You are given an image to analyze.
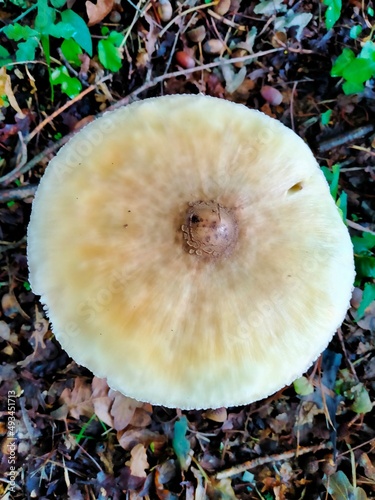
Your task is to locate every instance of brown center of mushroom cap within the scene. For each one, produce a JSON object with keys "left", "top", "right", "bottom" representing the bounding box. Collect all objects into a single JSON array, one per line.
[{"left": 181, "top": 201, "right": 238, "bottom": 258}]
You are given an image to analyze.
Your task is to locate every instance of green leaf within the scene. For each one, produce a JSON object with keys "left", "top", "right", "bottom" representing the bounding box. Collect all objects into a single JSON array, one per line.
[
  {"left": 16, "top": 38, "right": 39, "bottom": 61},
  {"left": 350, "top": 25, "right": 362, "bottom": 39},
  {"left": 355, "top": 255, "right": 375, "bottom": 280},
  {"left": 352, "top": 232, "right": 375, "bottom": 255},
  {"left": 0, "top": 46, "right": 12, "bottom": 65},
  {"left": 98, "top": 38, "right": 122, "bottom": 72},
  {"left": 323, "top": 0, "right": 342, "bottom": 30},
  {"left": 331, "top": 48, "right": 355, "bottom": 77},
  {"left": 172, "top": 416, "right": 191, "bottom": 471},
  {"left": 61, "top": 39, "right": 82, "bottom": 66},
  {"left": 359, "top": 41, "right": 375, "bottom": 71},
  {"left": 351, "top": 383, "right": 372, "bottom": 413},
  {"left": 324, "top": 471, "right": 355, "bottom": 500},
  {"left": 61, "top": 10, "right": 92, "bottom": 55},
  {"left": 51, "top": 66, "right": 82, "bottom": 98},
  {"left": 356, "top": 282, "right": 375, "bottom": 320},
  {"left": 3, "top": 23, "right": 39, "bottom": 41},
  {"left": 343, "top": 80, "right": 365, "bottom": 94},
  {"left": 329, "top": 163, "right": 340, "bottom": 200},
  {"left": 337, "top": 190, "right": 347, "bottom": 221},
  {"left": 293, "top": 376, "right": 314, "bottom": 396},
  {"left": 35, "top": 0, "right": 56, "bottom": 35},
  {"left": 368, "top": 6, "right": 374, "bottom": 16},
  {"left": 49, "top": 21, "right": 75, "bottom": 39},
  {"left": 321, "top": 109, "right": 332, "bottom": 126},
  {"left": 50, "top": 0, "right": 66, "bottom": 7},
  {"left": 342, "top": 58, "right": 374, "bottom": 83}
]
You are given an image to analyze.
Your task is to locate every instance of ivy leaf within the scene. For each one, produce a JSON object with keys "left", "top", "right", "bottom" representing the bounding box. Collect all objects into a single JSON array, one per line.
[
  {"left": 16, "top": 38, "right": 39, "bottom": 61},
  {"left": 331, "top": 48, "right": 355, "bottom": 77},
  {"left": 172, "top": 416, "right": 191, "bottom": 471},
  {"left": 356, "top": 282, "right": 375, "bottom": 320},
  {"left": 61, "top": 10, "right": 93, "bottom": 55},
  {"left": 343, "top": 80, "right": 365, "bottom": 94},
  {"left": 3, "top": 23, "right": 39, "bottom": 41},
  {"left": 323, "top": 0, "right": 342, "bottom": 30},
  {"left": 343, "top": 58, "right": 374, "bottom": 84}
]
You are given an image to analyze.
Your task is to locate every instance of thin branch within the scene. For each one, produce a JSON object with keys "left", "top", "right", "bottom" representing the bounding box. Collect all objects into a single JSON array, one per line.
[
  {"left": 216, "top": 442, "right": 332, "bottom": 480},
  {"left": 26, "top": 75, "right": 113, "bottom": 143},
  {"left": 0, "top": 185, "right": 37, "bottom": 203}
]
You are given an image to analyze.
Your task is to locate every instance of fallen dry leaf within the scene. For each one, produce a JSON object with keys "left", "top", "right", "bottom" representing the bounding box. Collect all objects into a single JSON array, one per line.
[
  {"left": 109, "top": 390, "right": 141, "bottom": 431},
  {"left": 86, "top": 0, "right": 114, "bottom": 26},
  {"left": 92, "top": 376, "right": 114, "bottom": 428},
  {"left": 58, "top": 377, "right": 94, "bottom": 420},
  {"left": 126, "top": 443, "right": 149, "bottom": 478}
]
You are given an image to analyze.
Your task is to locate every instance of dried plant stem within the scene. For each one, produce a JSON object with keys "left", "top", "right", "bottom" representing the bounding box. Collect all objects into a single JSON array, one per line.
[{"left": 216, "top": 442, "right": 332, "bottom": 480}]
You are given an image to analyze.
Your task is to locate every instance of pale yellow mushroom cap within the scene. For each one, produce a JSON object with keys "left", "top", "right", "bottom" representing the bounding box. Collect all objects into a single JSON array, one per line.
[{"left": 27, "top": 95, "right": 355, "bottom": 409}]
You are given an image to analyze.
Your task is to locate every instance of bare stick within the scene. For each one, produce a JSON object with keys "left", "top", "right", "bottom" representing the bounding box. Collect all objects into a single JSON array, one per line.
[{"left": 216, "top": 442, "right": 332, "bottom": 479}]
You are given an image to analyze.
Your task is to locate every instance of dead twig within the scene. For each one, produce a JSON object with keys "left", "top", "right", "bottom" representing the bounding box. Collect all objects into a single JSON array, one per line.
[
  {"left": 0, "top": 185, "right": 37, "bottom": 203},
  {"left": 347, "top": 220, "right": 375, "bottom": 235},
  {"left": 318, "top": 125, "right": 374, "bottom": 153},
  {"left": 26, "top": 74, "right": 113, "bottom": 143},
  {"left": 216, "top": 442, "right": 332, "bottom": 479}
]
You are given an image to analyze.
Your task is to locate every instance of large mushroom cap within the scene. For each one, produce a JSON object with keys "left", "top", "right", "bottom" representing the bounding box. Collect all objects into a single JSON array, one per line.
[{"left": 27, "top": 95, "right": 355, "bottom": 409}]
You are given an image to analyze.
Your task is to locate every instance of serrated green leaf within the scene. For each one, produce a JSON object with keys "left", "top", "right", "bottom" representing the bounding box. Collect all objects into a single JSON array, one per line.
[
  {"left": 342, "top": 58, "right": 373, "bottom": 83},
  {"left": 351, "top": 383, "right": 372, "bottom": 414},
  {"left": 61, "top": 38, "right": 82, "bottom": 66},
  {"left": 293, "top": 376, "right": 314, "bottom": 396},
  {"left": 61, "top": 10, "right": 92, "bottom": 55},
  {"left": 3, "top": 23, "right": 39, "bottom": 41},
  {"left": 98, "top": 38, "right": 122, "bottom": 71},
  {"left": 331, "top": 48, "right": 355, "bottom": 77},
  {"left": 16, "top": 38, "right": 39, "bottom": 61},
  {"left": 356, "top": 282, "right": 375, "bottom": 320},
  {"left": 0, "top": 46, "right": 12, "bottom": 65},
  {"left": 172, "top": 416, "right": 191, "bottom": 471},
  {"left": 35, "top": 0, "right": 56, "bottom": 35},
  {"left": 323, "top": 0, "right": 342, "bottom": 30},
  {"left": 49, "top": 21, "right": 75, "bottom": 39}
]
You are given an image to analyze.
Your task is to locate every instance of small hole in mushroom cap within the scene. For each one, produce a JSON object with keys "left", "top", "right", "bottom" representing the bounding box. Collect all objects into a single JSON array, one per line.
[{"left": 287, "top": 182, "right": 304, "bottom": 194}]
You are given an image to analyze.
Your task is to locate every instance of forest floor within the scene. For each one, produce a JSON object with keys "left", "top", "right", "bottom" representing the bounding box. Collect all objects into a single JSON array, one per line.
[{"left": 0, "top": 0, "right": 375, "bottom": 498}]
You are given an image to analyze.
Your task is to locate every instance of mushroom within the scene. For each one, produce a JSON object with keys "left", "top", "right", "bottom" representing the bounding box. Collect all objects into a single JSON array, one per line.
[{"left": 27, "top": 95, "right": 355, "bottom": 409}]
